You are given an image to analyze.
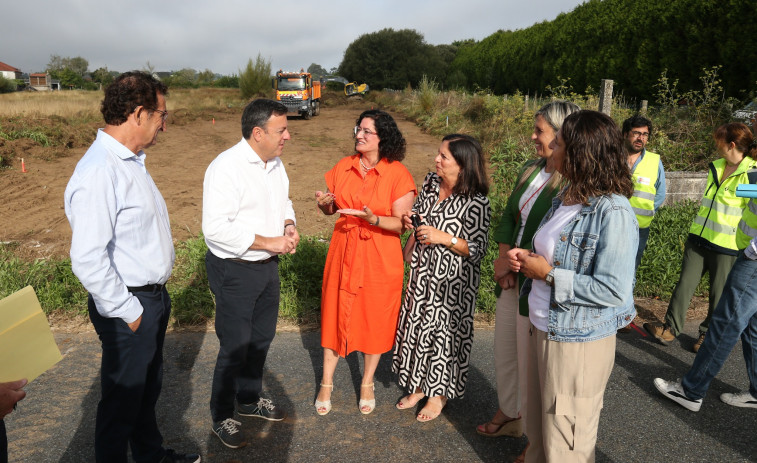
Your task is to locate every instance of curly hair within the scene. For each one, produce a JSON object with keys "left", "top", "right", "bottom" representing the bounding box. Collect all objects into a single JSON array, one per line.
[
  {"left": 355, "top": 109, "right": 406, "bottom": 161},
  {"left": 559, "top": 110, "right": 633, "bottom": 204},
  {"left": 442, "top": 133, "right": 489, "bottom": 197},
  {"left": 100, "top": 71, "right": 168, "bottom": 126}
]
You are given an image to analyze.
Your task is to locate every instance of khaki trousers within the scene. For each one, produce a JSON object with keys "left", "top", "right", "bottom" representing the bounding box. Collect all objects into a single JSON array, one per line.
[
  {"left": 494, "top": 288, "right": 530, "bottom": 426},
  {"left": 525, "top": 327, "right": 616, "bottom": 463}
]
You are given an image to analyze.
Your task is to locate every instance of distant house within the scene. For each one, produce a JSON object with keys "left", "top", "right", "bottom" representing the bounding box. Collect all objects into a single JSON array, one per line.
[
  {"left": 28, "top": 73, "right": 60, "bottom": 91},
  {"left": 0, "top": 61, "right": 22, "bottom": 80}
]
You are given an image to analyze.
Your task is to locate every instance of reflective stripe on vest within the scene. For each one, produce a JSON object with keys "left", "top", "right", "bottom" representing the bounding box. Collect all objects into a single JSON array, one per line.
[
  {"left": 737, "top": 199, "right": 757, "bottom": 249},
  {"left": 629, "top": 151, "right": 660, "bottom": 228},
  {"left": 689, "top": 157, "right": 757, "bottom": 251}
]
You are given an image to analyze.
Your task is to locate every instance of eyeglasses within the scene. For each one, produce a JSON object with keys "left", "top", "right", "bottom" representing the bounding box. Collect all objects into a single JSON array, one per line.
[
  {"left": 630, "top": 130, "right": 649, "bottom": 139},
  {"left": 150, "top": 108, "right": 169, "bottom": 123},
  {"left": 354, "top": 126, "right": 377, "bottom": 137}
]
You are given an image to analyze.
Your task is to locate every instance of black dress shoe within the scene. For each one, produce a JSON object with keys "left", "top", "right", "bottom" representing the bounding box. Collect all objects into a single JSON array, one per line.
[{"left": 160, "top": 449, "right": 201, "bottom": 463}]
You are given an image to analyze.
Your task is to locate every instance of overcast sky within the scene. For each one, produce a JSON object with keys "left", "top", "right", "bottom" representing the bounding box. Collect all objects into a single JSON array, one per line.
[{"left": 2, "top": 0, "right": 585, "bottom": 76}]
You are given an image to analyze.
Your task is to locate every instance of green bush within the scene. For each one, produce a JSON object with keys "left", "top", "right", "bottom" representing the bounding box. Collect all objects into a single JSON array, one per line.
[
  {"left": 635, "top": 201, "right": 706, "bottom": 299},
  {"left": 0, "top": 75, "right": 17, "bottom": 93},
  {"left": 239, "top": 54, "right": 272, "bottom": 100}
]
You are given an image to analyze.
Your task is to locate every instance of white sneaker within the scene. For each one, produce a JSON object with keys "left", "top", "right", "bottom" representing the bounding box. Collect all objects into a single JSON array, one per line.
[
  {"left": 720, "top": 391, "right": 757, "bottom": 409},
  {"left": 653, "top": 378, "right": 702, "bottom": 412}
]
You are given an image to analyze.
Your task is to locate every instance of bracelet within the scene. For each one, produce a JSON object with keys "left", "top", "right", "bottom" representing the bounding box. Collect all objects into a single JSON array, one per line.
[
  {"left": 284, "top": 223, "right": 295, "bottom": 229},
  {"left": 371, "top": 216, "right": 380, "bottom": 226}
]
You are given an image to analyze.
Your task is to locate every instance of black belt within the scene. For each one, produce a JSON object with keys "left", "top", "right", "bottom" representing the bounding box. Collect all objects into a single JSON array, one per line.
[
  {"left": 127, "top": 284, "right": 165, "bottom": 293},
  {"left": 228, "top": 256, "right": 279, "bottom": 265}
]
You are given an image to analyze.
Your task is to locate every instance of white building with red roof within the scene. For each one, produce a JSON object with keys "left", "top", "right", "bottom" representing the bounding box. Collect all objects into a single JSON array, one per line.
[{"left": 0, "top": 61, "right": 22, "bottom": 80}]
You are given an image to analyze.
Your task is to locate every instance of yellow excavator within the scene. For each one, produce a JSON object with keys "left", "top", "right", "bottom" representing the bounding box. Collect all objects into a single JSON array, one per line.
[{"left": 344, "top": 82, "right": 369, "bottom": 96}]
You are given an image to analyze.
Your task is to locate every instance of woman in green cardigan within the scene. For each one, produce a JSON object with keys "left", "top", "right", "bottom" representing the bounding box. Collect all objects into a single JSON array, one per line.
[{"left": 477, "top": 101, "right": 579, "bottom": 455}]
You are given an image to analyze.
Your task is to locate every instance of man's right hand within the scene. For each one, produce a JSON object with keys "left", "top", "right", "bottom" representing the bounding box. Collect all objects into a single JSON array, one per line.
[
  {"left": 269, "top": 235, "right": 297, "bottom": 254},
  {"left": 0, "top": 379, "right": 27, "bottom": 418},
  {"left": 127, "top": 316, "right": 142, "bottom": 333}
]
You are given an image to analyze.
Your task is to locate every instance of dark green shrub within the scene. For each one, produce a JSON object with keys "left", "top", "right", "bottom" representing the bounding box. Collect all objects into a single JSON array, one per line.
[{"left": 635, "top": 201, "right": 706, "bottom": 299}]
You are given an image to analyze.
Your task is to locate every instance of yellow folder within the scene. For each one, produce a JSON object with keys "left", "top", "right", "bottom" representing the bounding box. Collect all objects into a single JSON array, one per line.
[{"left": 0, "top": 286, "right": 63, "bottom": 382}]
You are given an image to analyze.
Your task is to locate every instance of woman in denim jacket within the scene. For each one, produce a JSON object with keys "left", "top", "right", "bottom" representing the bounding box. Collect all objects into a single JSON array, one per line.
[{"left": 508, "top": 110, "right": 638, "bottom": 462}]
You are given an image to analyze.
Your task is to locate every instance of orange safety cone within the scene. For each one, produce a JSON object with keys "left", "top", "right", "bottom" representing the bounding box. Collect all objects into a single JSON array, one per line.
[{"left": 21, "top": 158, "right": 27, "bottom": 173}]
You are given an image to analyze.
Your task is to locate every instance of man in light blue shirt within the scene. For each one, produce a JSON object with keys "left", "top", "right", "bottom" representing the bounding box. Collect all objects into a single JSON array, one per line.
[{"left": 64, "top": 71, "right": 199, "bottom": 463}]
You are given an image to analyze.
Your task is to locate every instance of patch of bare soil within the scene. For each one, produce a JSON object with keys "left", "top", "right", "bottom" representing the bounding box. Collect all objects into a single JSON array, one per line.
[{"left": 0, "top": 99, "right": 438, "bottom": 259}]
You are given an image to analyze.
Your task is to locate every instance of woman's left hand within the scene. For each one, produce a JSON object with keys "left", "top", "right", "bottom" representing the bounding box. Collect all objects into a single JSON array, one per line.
[
  {"left": 337, "top": 205, "right": 376, "bottom": 222},
  {"left": 415, "top": 224, "right": 446, "bottom": 246},
  {"left": 510, "top": 249, "right": 552, "bottom": 281}
]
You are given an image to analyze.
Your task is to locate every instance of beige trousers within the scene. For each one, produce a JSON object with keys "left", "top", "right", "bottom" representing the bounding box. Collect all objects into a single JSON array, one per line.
[
  {"left": 525, "top": 327, "right": 616, "bottom": 463},
  {"left": 494, "top": 288, "right": 530, "bottom": 427}
]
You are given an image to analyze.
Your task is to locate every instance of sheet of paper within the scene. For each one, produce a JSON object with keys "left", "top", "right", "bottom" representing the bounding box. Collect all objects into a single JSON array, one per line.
[{"left": 0, "top": 286, "right": 63, "bottom": 382}]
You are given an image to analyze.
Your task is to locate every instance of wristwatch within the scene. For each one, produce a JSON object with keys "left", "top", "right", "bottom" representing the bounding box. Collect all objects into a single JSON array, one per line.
[
  {"left": 545, "top": 268, "right": 555, "bottom": 287},
  {"left": 448, "top": 236, "right": 458, "bottom": 249}
]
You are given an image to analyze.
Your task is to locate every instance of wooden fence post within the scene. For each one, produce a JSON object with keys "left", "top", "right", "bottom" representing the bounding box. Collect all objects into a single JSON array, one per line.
[{"left": 598, "top": 79, "right": 613, "bottom": 115}]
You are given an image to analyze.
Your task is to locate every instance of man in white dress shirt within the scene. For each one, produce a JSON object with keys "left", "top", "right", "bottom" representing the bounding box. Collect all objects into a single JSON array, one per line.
[
  {"left": 64, "top": 71, "right": 199, "bottom": 463},
  {"left": 203, "top": 99, "right": 299, "bottom": 449}
]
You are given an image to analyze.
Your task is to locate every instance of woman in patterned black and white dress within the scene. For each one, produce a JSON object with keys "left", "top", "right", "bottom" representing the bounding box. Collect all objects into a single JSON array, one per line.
[{"left": 393, "top": 134, "right": 491, "bottom": 422}]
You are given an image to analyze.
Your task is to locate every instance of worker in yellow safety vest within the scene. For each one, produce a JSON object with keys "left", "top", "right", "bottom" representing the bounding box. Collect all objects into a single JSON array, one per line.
[
  {"left": 623, "top": 115, "right": 666, "bottom": 271},
  {"left": 645, "top": 122, "right": 757, "bottom": 353}
]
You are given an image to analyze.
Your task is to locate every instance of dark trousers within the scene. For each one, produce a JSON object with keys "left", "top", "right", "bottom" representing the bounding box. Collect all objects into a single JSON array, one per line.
[
  {"left": 635, "top": 226, "right": 651, "bottom": 271},
  {"left": 89, "top": 288, "right": 171, "bottom": 463},
  {"left": 1, "top": 420, "right": 7, "bottom": 463},
  {"left": 207, "top": 251, "right": 280, "bottom": 423}
]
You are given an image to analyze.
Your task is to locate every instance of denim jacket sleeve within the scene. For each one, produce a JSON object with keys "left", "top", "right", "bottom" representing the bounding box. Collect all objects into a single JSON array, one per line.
[{"left": 552, "top": 196, "right": 638, "bottom": 309}]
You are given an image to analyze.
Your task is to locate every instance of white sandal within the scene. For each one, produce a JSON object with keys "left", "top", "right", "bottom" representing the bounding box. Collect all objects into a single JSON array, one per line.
[
  {"left": 359, "top": 383, "right": 375, "bottom": 415},
  {"left": 314, "top": 383, "right": 333, "bottom": 416}
]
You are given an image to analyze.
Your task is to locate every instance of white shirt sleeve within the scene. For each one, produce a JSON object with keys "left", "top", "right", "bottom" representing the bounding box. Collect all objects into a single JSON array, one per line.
[
  {"left": 202, "top": 160, "right": 256, "bottom": 255},
  {"left": 65, "top": 164, "right": 144, "bottom": 323}
]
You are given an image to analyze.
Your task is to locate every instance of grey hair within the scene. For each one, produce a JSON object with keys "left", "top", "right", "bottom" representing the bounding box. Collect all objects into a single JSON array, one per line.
[
  {"left": 535, "top": 100, "right": 581, "bottom": 132},
  {"left": 512, "top": 100, "right": 581, "bottom": 195}
]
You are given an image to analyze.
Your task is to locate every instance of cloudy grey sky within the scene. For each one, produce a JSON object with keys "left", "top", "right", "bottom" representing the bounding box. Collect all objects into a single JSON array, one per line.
[{"left": 2, "top": 0, "right": 585, "bottom": 75}]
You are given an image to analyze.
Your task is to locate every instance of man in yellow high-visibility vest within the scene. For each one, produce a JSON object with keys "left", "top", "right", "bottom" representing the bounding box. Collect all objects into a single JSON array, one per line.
[
  {"left": 619, "top": 116, "right": 666, "bottom": 334},
  {"left": 623, "top": 115, "right": 666, "bottom": 270}
]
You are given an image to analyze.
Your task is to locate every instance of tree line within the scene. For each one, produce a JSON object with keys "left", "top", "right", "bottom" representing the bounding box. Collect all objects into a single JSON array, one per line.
[
  {"left": 337, "top": 0, "right": 756, "bottom": 102},
  {"left": 447, "top": 0, "right": 756, "bottom": 100}
]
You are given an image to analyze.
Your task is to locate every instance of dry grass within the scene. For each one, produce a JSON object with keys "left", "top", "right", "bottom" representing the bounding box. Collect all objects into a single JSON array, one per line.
[
  {"left": 0, "top": 90, "right": 101, "bottom": 118},
  {"left": 0, "top": 88, "right": 248, "bottom": 118}
]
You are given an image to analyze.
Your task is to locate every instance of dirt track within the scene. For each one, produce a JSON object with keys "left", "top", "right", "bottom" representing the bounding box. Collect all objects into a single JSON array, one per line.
[{"left": 0, "top": 100, "right": 439, "bottom": 260}]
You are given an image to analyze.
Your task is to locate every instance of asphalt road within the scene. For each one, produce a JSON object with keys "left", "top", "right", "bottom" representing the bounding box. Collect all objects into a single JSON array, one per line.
[{"left": 5, "top": 321, "right": 755, "bottom": 463}]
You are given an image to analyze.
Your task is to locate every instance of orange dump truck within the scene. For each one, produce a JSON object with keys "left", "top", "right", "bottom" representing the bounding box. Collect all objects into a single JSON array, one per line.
[{"left": 272, "top": 69, "right": 322, "bottom": 119}]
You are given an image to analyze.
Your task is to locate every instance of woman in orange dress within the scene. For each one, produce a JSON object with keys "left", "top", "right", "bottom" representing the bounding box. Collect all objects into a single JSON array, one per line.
[{"left": 314, "top": 109, "right": 417, "bottom": 415}]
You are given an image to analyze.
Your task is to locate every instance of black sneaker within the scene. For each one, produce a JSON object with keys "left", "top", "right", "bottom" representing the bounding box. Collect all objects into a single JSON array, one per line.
[
  {"left": 238, "top": 397, "right": 286, "bottom": 421},
  {"left": 212, "top": 418, "right": 247, "bottom": 449},
  {"left": 160, "top": 449, "right": 201, "bottom": 463},
  {"left": 653, "top": 378, "right": 702, "bottom": 412}
]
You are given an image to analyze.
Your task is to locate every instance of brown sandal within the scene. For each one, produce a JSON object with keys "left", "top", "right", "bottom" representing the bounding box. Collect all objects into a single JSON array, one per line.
[{"left": 476, "top": 416, "right": 523, "bottom": 437}]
